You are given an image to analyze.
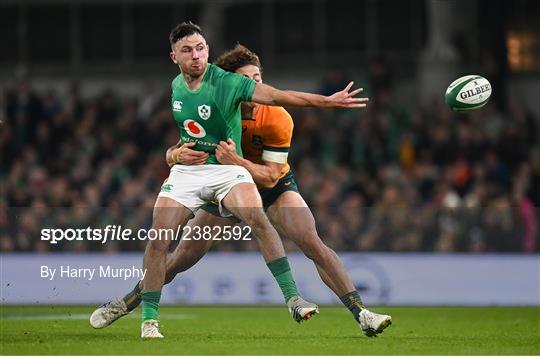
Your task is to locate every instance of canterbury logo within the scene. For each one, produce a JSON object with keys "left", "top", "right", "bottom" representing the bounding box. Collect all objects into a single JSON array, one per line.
[{"left": 173, "top": 100, "right": 183, "bottom": 112}]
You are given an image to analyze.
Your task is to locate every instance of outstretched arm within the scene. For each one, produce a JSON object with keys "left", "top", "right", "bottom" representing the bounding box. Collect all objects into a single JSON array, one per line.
[{"left": 251, "top": 81, "right": 368, "bottom": 109}]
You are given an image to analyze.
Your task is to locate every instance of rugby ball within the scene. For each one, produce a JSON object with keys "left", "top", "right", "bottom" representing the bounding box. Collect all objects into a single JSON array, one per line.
[{"left": 445, "top": 75, "right": 492, "bottom": 111}]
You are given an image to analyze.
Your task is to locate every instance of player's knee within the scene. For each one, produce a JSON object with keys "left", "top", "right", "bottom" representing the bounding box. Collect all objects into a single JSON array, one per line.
[
  {"left": 166, "top": 253, "right": 183, "bottom": 275},
  {"left": 299, "top": 235, "right": 328, "bottom": 262},
  {"left": 242, "top": 208, "right": 270, "bottom": 232},
  {"left": 171, "top": 246, "right": 198, "bottom": 273},
  {"left": 146, "top": 237, "right": 169, "bottom": 253}
]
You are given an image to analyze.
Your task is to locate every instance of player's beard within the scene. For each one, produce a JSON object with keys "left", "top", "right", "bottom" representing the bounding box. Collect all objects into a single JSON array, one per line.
[{"left": 181, "top": 61, "right": 206, "bottom": 82}]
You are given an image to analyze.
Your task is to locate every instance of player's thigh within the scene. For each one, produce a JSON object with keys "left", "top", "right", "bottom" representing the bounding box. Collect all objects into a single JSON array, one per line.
[
  {"left": 266, "top": 191, "right": 319, "bottom": 244},
  {"left": 158, "top": 166, "right": 207, "bottom": 217},
  {"left": 209, "top": 165, "right": 258, "bottom": 217},
  {"left": 149, "top": 196, "right": 193, "bottom": 251},
  {"left": 153, "top": 196, "right": 193, "bottom": 230},
  {"left": 221, "top": 182, "right": 265, "bottom": 223}
]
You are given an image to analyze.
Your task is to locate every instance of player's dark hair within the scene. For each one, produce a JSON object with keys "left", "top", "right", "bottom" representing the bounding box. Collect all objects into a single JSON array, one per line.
[
  {"left": 214, "top": 44, "right": 262, "bottom": 73},
  {"left": 169, "top": 21, "right": 205, "bottom": 46}
]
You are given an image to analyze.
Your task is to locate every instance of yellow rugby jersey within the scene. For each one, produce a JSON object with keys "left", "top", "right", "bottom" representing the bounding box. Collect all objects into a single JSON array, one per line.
[{"left": 241, "top": 105, "right": 293, "bottom": 180}]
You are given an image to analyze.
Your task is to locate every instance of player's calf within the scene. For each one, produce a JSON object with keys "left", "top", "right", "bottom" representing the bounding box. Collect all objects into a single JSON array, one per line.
[{"left": 296, "top": 234, "right": 329, "bottom": 263}]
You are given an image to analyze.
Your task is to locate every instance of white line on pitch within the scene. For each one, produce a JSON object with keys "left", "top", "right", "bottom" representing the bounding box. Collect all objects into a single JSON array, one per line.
[{"left": 1, "top": 313, "right": 194, "bottom": 320}]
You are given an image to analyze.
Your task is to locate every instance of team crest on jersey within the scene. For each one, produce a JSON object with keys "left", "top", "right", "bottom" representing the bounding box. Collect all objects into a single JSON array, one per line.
[
  {"left": 183, "top": 120, "right": 206, "bottom": 138},
  {"left": 173, "top": 100, "right": 183, "bottom": 112},
  {"left": 198, "top": 104, "right": 211, "bottom": 120}
]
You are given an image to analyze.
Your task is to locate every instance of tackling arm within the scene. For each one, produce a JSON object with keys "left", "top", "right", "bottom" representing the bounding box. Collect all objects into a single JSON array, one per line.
[
  {"left": 215, "top": 139, "right": 284, "bottom": 189},
  {"left": 225, "top": 155, "right": 283, "bottom": 189}
]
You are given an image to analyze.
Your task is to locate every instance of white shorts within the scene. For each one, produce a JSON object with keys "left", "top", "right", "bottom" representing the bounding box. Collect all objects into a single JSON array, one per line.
[{"left": 157, "top": 164, "right": 254, "bottom": 217}]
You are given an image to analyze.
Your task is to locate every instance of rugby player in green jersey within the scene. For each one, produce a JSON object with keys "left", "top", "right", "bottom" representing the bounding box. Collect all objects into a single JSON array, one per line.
[
  {"left": 90, "top": 21, "right": 368, "bottom": 339},
  {"left": 92, "top": 44, "right": 391, "bottom": 338}
]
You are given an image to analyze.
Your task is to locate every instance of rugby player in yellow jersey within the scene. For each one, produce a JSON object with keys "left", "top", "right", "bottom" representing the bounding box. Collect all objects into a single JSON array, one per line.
[{"left": 93, "top": 44, "right": 392, "bottom": 337}]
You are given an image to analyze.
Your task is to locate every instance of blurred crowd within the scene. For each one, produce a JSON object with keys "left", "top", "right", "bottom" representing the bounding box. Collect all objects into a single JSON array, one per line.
[{"left": 1, "top": 71, "right": 538, "bottom": 253}]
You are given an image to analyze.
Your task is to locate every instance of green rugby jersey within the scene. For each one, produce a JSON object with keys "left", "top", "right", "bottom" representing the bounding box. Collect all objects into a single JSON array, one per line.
[{"left": 171, "top": 63, "right": 257, "bottom": 164}]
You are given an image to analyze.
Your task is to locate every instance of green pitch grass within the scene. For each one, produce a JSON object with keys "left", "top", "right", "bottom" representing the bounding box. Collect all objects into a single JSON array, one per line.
[{"left": 1, "top": 306, "right": 539, "bottom": 355}]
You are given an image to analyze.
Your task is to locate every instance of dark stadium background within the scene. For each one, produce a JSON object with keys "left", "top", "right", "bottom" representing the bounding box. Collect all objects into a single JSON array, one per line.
[
  {"left": 2, "top": 0, "right": 539, "bottom": 253},
  {"left": 0, "top": 0, "right": 539, "bottom": 307}
]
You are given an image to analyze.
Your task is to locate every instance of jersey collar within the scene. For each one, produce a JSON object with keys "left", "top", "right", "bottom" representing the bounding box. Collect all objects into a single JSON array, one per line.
[{"left": 181, "top": 64, "right": 210, "bottom": 94}]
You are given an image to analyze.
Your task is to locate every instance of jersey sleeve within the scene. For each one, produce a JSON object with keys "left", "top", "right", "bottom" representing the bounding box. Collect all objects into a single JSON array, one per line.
[
  {"left": 215, "top": 70, "right": 256, "bottom": 120},
  {"left": 262, "top": 107, "right": 294, "bottom": 164}
]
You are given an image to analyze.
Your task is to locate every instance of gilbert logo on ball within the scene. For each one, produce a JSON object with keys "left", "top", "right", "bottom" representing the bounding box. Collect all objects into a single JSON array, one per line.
[
  {"left": 445, "top": 75, "right": 492, "bottom": 111},
  {"left": 183, "top": 120, "right": 206, "bottom": 138}
]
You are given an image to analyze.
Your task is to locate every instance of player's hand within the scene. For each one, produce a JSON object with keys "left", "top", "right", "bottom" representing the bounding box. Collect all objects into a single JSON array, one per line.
[
  {"left": 324, "top": 81, "right": 369, "bottom": 109},
  {"left": 215, "top": 139, "right": 240, "bottom": 165},
  {"left": 170, "top": 142, "right": 209, "bottom": 165}
]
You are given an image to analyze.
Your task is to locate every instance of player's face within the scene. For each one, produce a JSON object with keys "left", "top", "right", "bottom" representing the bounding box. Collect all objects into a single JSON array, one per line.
[
  {"left": 170, "top": 33, "right": 209, "bottom": 78},
  {"left": 236, "top": 65, "right": 262, "bottom": 83},
  {"left": 236, "top": 65, "right": 261, "bottom": 109}
]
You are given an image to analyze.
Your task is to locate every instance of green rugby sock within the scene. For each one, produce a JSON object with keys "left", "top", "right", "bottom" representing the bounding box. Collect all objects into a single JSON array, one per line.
[
  {"left": 123, "top": 281, "right": 142, "bottom": 311},
  {"left": 267, "top": 257, "right": 299, "bottom": 303},
  {"left": 141, "top": 290, "right": 161, "bottom": 321},
  {"left": 340, "top": 290, "right": 364, "bottom": 322}
]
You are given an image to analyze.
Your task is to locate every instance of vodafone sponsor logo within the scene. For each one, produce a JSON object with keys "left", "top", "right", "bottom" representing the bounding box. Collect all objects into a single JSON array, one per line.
[{"left": 183, "top": 120, "right": 206, "bottom": 138}]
